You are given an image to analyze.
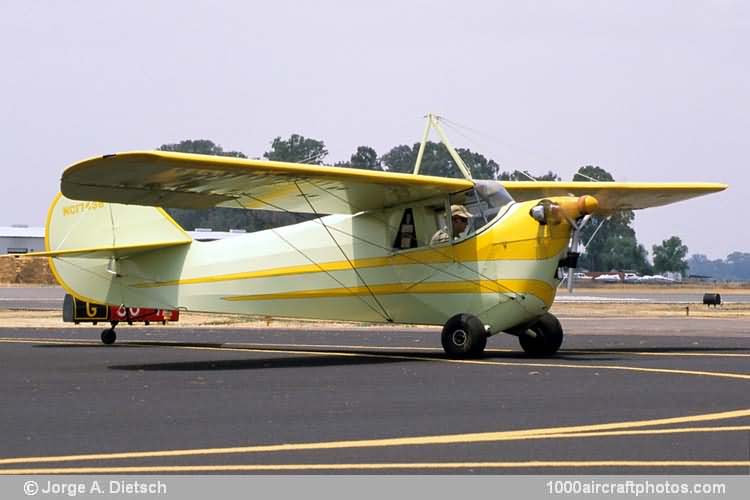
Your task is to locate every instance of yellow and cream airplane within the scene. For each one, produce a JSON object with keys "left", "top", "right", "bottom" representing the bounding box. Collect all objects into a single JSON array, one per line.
[{"left": 33, "top": 117, "right": 726, "bottom": 357}]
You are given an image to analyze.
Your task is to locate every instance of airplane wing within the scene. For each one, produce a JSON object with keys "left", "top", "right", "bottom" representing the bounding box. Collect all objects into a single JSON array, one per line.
[
  {"left": 501, "top": 181, "right": 727, "bottom": 214},
  {"left": 61, "top": 151, "right": 474, "bottom": 214}
]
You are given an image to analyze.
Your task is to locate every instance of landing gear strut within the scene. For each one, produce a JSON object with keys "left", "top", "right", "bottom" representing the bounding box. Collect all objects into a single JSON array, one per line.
[
  {"left": 441, "top": 313, "right": 487, "bottom": 358},
  {"left": 100, "top": 321, "right": 119, "bottom": 345},
  {"left": 518, "top": 313, "right": 563, "bottom": 356}
]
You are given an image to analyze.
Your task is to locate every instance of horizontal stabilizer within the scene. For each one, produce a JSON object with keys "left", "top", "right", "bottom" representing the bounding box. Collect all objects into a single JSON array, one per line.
[{"left": 27, "top": 240, "right": 190, "bottom": 259}]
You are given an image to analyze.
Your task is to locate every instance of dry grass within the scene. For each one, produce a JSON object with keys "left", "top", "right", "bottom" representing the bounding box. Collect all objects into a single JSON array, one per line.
[{"left": 0, "top": 256, "right": 56, "bottom": 285}]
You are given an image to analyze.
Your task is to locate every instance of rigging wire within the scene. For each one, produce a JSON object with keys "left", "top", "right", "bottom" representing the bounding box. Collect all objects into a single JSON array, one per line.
[
  {"left": 302, "top": 178, "right": 528, "bottom": 298},
  {"left": 440, "top": 118, "right": 571, "bottom": 180},
  {"left": 572, "top": 171, "right": 604, "bottom": 182},
  {"left": 236, "top": 184, "right": 537, "bottom": 317},
  {"left": 298, "top": 151, "right": 327, "bottom": 164},
  {"left": 49, "top": 256, "right": 181, "bottom": 311},
  {"left": 231, "top": 198, "right": 391, "bottom": 322},
  {"left": 292, "top": 181, "right": 394, "bottom": 322}
]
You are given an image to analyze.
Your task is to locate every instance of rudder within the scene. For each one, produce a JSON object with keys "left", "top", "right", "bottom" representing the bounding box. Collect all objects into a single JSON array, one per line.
[{"left": 43, "top": 193, "right": 191, "bottom": 305}]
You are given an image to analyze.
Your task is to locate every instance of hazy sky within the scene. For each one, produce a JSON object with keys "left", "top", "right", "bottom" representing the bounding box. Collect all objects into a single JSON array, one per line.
[{"left": 1, "top": 1, "right": 747, "bottom": 259}]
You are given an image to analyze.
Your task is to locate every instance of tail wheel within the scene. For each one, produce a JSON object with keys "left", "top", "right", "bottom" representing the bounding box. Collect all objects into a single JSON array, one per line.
[
  {"left": 519, "top": 313, "right": 563, "bottom": 356},
  {"left": 441, "top": 313, "right": 487, "bottom": 358},
  {"left": 101, "top": 328, "right": 117, "bottom": 345}
]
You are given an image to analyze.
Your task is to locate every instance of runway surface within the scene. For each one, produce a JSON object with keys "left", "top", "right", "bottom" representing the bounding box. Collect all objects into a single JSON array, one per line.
[
  {"left": 2, "top": 286, "right": 750, "bottom": 310},
  {"left": 0, "top": 287, "right": 65, "bottom": 310},
  {"left": 0, "top": 318, "right": 749, "bottom": 474},
  {"left": 557, "top": 290, "right": 750, "bottom": 303}
]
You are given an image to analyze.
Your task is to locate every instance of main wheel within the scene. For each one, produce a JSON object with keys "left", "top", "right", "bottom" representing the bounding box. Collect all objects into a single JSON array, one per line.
[
  {"left": 101, "top": 328, "right": 117, "bottom": 345},
  {"left": 518, "top": 313, "right": 563, "bottom": 356},
  {"left": 441, "top": 313, "right": 487, "bottom": 358}
]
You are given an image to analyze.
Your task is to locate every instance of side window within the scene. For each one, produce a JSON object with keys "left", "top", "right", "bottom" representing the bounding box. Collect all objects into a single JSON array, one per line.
[
  {"left": 392, "top": 208, "right": 418, "bottom": 250},
  {"left": 390, "top": 201, "right": 447, "bottom": 250}
]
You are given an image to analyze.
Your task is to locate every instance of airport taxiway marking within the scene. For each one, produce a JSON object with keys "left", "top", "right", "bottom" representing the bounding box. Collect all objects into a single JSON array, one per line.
[
  {"left": 2, "top": 460, "right": 750, "bottom": 474},
  {"left": 2, "top": 336, "right": 750, "bottom": 381},
  {"left": 3, "top": 337, "right": 750, "bottom": 358},
  {"left": 1, "top": 418, "right": 749, "bottom": 467},
  {"left": 1, "top": 336, "right": 748, "bottom": 473}
]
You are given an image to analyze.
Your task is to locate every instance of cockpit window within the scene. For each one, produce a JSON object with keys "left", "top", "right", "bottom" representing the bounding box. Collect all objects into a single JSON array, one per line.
[
  {"left": 390, "top": 181, "right": 514, "bottom": 251},
  {"left": 449, "top": 180, "right": 514, "bottom": 234}
]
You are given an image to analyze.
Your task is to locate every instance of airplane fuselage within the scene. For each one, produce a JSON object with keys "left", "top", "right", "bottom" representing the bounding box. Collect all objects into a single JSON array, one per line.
[{"left": 48, "top": 194, "right": 573, "bottom": 334}]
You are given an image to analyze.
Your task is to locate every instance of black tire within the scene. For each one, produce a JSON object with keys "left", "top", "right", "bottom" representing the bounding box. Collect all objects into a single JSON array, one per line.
[
  {"left": 101, "top": 328, "right": 117, "bottom": 345},
  {"left": 441, "top": 313, "right": 487, "bottom": 358},
  {"left": 518, "top": 313, "right": 563, "bottom": 356}
]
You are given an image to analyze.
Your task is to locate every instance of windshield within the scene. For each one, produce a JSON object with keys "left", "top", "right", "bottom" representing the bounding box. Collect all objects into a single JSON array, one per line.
[{"left": 450, "top": 180, "right": 514, "bottom": 233}]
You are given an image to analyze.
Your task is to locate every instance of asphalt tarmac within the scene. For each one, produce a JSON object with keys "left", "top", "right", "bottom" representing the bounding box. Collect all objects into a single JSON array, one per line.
[
  {"left": 2, "top": 285, "right": 750, "bottom": 310},
  {"left": 0, "top": 287, "right": 64, "bottom": 310},
  {"left": 0, "top": 318, "right": 749, "bottom": 474}
]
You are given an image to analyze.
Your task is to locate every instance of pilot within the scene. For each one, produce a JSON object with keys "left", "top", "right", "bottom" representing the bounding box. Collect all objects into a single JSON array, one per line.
[{"left": 430, "top": 204, "right": 472, "bottom": 245}]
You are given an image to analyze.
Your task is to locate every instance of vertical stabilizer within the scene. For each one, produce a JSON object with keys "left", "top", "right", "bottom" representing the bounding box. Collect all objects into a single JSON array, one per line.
[{"left": 43, "top": 193, "right": 191, "bottom": 305}]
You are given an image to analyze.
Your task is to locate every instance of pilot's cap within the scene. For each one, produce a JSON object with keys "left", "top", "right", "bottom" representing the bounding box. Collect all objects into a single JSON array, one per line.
[{"left": 451, "top": 205, "right": 471, "bottom": 219}]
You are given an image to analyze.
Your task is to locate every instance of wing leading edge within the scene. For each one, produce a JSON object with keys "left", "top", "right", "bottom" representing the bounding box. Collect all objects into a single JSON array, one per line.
[
  {"left": 501, "top": 181, "right": 727, "bottom": 214},
  {"left": 61, "top": 151, "right": 726, "bottom": 215},
  {"left": 61, "top": 151, "right": 474, "bottom": 215}
]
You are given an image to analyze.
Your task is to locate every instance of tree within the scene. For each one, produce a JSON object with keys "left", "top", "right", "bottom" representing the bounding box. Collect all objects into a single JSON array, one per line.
[
  {"left": 573, "top": 165, "right": 638, "bottom": 271},
  {"left": 348, "top": 146, "right": 381, "bottom": 170},
  {"left": 688, "top": 253, "right": 725, "bottom": 279},
  {"left": 652, "top": 236, "right": 689, "bottom": 276},
  {"left": 499, "top": 170, "right": 560, "bottom": 181},
  {"left": 689, "top": 252, "right": 750, "bottom": 281},
  {"left": 159, "top": 139, "right": 246, "bottom": 158},
  {"left": 264, "top": 134, "right": 328, "bottom": 164},
  {"left": 455, "top": 148, "right": 501, "bottom": 179},
  {"left": 598, "top": 235, "right": 652, "bottom": 274},
  {"left": 380, "top": 144, "right": 415, "bottom": 173},
  {"left": 380, "top": 141, "right": 500, "bottom": 179}
]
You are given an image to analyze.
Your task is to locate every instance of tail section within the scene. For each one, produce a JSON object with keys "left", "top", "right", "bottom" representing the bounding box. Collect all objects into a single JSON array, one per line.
[
  {"left": 39, "top": 193, "right": 191, "bottom": 305},
  {"left": 44, "top": 193, "right": 191, "bottom": 257}
]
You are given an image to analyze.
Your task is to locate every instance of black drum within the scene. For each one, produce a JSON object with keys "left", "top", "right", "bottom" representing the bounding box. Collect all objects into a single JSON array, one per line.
[{"left": 702, "top": 293, "right": 721, "bottom": 306}]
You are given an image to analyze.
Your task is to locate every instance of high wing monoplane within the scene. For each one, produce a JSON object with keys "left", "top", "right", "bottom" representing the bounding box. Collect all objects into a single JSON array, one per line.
[{"left": 32, "top": 116, "right": 726, "bottom": 356}]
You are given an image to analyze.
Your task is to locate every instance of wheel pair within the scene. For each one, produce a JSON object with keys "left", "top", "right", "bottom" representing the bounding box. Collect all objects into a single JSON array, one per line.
[
  {"left": 518, "top": 313, "right": 563, "bottom": 356},
  {"left": 441, "top": 313, "right": 487, "bottom": 358}
]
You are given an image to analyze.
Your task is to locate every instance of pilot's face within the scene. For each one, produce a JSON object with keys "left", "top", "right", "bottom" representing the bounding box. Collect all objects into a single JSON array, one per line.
[{"left": 452, "top": 215, "right": 468, "bottom": 234}]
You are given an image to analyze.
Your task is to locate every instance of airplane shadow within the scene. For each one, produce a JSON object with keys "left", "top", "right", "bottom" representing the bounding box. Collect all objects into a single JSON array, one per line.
[
  {"left": 33, "top": 342, "right": 226, "bottom": 350},
  {"left": 110, "top": 355, "right": 412, "bottom": 371},
  {"left": 30, "top": 341, "right": 749, "bottom": 370}
]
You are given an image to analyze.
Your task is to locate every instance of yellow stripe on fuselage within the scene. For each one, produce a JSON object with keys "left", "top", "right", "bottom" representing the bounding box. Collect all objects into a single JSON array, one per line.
[
  {"left": 222, "top": 279, "right": 555, "bottom": 305},
  {"left": 131, "top": 203, "right": 571, "bottom": 290}
]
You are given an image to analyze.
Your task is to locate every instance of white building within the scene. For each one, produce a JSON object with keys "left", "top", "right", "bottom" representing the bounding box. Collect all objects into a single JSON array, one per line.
[
  {"left": 1, "top": 226, "right": 245, "bottom": 254},
  {"left": 0, "top": 225, "right": 45, "bottom": 254}
]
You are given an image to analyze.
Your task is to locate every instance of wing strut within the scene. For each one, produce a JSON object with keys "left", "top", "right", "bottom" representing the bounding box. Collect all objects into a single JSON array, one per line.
[{"left": 413, "top": 113, "right": 473, "bottom": 181}]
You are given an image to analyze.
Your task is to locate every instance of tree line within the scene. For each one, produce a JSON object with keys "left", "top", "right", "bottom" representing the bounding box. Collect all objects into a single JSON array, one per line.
[
  {"left": 688, "top": 252, "right": 750, "bottom": 281},
  {"left": 160, "top": 137, "right": 692, "bottom": 277}
]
